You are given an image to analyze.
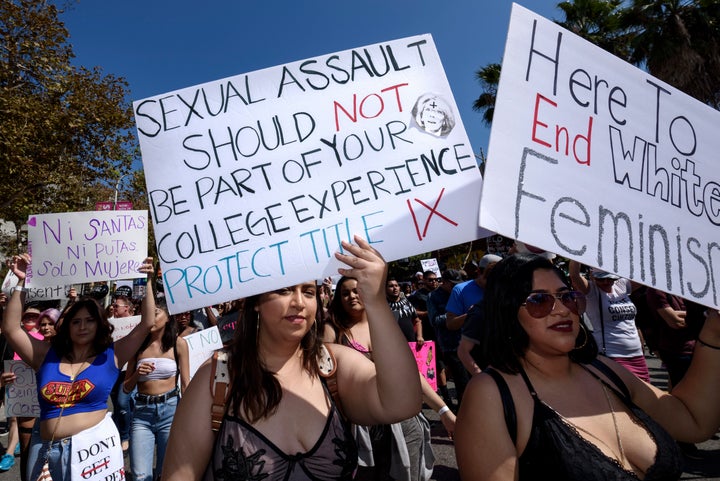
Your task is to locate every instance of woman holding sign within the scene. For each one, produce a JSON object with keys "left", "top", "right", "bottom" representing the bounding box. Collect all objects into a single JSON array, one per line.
[
  {"left": 455, "top": 254, "right": 720, "bottom": 480},
  {"left": 325, "top": 275, "right": 455, "bottom": 481},
  {"left": 2, "top": 253, "right": 157, "bottom": 481},
  {"left": 123, "top": 299, "right": 189, "bottom": 481},
  {"left": 162, "top": 236, "right": 422, "bottom": 481}
]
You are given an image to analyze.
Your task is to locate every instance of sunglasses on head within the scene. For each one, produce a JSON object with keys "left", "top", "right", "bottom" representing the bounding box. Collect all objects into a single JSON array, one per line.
[{"left": 521, "top": 291, "right": 586, "bottom": 318}]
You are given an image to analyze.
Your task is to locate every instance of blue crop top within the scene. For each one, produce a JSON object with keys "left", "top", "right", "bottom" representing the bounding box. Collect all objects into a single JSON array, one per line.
[{"left": 36, "top": 345, "right": 120, "bottom": 420}]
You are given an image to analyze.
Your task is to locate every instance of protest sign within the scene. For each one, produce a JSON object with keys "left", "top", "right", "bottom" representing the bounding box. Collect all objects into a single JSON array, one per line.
[
  {"left": 71, "top": 414, "right": 124, "bottom": 481},
  {"left": 2, "top": 270, "right": 72, "bottom": 301},
  {"left": 184, "top": 326, "right": 223, "bottom": 378},
  {"left": 4, "top": 360, "right": 40, "bottom": 418},
  {"left": 135, "top": 34, "right": 487, "bottom": 313},
  {"left": 410, "top": 341, "right": 437, "bottom": 391},
  {"left": 25, "top": 210, "right": 149, "bottom": 289},
  {"left": 109, "top": 315, "right": 142, "bottom": 342},
  {"left": 420, "top": 258, "right": 440, "bottom": 277},
  {"left": 480, "top": 4, "right": 720, "bottom": 308}
]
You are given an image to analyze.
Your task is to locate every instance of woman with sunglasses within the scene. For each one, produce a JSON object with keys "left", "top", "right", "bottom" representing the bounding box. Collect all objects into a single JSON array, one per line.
[
  {"left": 455, "top": 253, "right": 720, "bottom": 480},
  {"left": 568, "top": 260, "right": 650, "bottom": 382}
]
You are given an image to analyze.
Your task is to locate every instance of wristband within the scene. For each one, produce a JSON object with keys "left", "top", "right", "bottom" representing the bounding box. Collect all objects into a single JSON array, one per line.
[
  {"left": 438, "top": 405, "right": 450, "bottom": 416},
  {"left": 12, "top": 286, "right": 26, "bottom": 293}
]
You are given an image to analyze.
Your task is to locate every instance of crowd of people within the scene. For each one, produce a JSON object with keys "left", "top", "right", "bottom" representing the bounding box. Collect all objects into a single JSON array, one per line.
[{"left": 0, "top": 236, "right": 718, "bottom": 481}]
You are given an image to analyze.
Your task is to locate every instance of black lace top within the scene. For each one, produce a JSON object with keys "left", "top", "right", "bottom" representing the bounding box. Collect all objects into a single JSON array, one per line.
[
  {"left": 517, "top": 365, "right": 683, "bottom": 480},
  {"left": 203, "top": 380, "right": 358, "bottom": 481}
]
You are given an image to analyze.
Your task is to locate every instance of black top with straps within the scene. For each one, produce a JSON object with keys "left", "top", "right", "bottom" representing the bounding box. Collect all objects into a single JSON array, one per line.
[{"left": 485, "top": 360, "right": 683, "bottom": 480}]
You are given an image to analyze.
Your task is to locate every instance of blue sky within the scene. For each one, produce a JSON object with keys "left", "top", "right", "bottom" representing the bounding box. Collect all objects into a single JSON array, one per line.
[{"left": 59, "top": 0, "right": 561, "bottom": 161}]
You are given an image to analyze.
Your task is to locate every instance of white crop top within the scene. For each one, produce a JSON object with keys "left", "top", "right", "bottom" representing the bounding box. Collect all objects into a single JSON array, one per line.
[{"left": 137, "top": 357, "right": 177, "bottom": 382}]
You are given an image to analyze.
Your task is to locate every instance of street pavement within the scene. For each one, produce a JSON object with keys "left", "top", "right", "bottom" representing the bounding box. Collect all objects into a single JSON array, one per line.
[{"left": 0, "top": 354, "right": 717, "bottom": 480}]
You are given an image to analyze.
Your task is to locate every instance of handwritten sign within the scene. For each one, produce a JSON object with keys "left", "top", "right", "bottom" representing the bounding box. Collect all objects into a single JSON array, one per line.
[
  {"left": 71, "top": 414, "right": 124, "bottom": 481},
  {"left": 410, "top": 341, "right": 437, "bottom": 391},
  {"left": 135, "top": 34, "right": 488, "bottom": 314},
  {"left": 108, "top": 315, "right": 142, "bottom": 342},
  {"left": 480, "top": 4, "right": 720, "bottom": 309},
  {"left": 184, "top": 326, "right": 223, "bottom": 377},
  {"left": 420, "top": 258, "right": 440, "bottom": 277},
  {"left": 2, "top": 270, "right": 72, "bottom": 301},
  {"left": 4, "top": 360, "right": 40, "bottom": 418},
  {"left": 25, "top": 210, "right": 149, "bottom": 289}
]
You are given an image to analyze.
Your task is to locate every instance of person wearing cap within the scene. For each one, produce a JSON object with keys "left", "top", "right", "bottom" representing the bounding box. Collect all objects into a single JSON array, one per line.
[
  {"left": 569, "top": 260, "right": 650, "bottom": 382},
  {"left": 428, "top": 269, "right": 470, "bottom": 407},
  {"left": 445, "top": 254, "right": 502, "bottom": 332}
]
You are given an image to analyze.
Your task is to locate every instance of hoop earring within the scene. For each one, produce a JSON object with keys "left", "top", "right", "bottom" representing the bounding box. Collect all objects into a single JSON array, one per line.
[{"left": 573, "top": 322, "right": 589, "bottom": 350}]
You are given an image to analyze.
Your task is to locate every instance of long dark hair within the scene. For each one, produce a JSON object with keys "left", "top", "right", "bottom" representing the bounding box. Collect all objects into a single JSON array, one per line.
[
  {"left": 51, "top": 297, "right": 114, "bottom": 360},
  {"left": 327, "top": 276, "right": 359, "bottom": 343},
  {"left": 481, "top": 254, "right": 597, "bottom": 374},
  {"left": 137, "top": 305, "right": 177, "bottom": 354},
  {"left": 227, "top": 287, "right": 324, "bottom": 423}
]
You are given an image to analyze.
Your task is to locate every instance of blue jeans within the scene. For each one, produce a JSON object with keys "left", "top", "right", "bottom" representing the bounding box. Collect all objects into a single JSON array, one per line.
[
  {"left": 111, "top": 373, "right": 134, "bottom": 443},
  {"left": 28, "top": 424, "right": 72, "bottom": 481},
  {"left": 130, "top": 393, "right": 178, "bottom": 481}
]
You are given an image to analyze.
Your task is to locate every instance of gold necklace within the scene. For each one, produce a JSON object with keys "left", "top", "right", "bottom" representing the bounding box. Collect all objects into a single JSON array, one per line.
[{"left": 554, "top": 382, "right": 627, "bottom": 467}]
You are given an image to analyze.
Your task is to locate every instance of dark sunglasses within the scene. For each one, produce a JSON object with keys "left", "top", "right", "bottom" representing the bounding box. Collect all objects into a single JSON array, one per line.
[{"left": 521, "top": 291, "right": 586, "bottom": 318}]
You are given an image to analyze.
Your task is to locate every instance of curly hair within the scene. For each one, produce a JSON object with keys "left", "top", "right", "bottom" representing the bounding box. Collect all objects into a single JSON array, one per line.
[
  {"left": 481, "top": 254, "right": 597, "bottom": 374},
  {"left": 227, "top": 287, "right": 324, "bottom": 424},
  {"left": 51, "top": 297, "right": 114, "bottom": 360}
]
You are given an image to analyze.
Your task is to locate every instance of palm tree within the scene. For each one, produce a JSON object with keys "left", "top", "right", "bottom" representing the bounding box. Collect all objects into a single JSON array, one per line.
[
  {"left": 556, "top": 0, "right": 632, "bottom": 59},
  {"left": 472, "top": 63, "right": 501, "bottom": 126},
  {"left": 621, "top": 0, "right": 720, "bottom": 108}
]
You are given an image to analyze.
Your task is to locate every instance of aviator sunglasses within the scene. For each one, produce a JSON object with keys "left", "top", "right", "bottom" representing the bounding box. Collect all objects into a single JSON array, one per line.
[{"left": 521, "top": 290, "right": 586, "bottom": 318}]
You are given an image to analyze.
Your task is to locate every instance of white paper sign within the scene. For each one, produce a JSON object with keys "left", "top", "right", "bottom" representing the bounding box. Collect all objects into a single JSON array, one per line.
[
  {"left": 2, "top": 271, "right": 71, "bottom": 301},
  {"left": 420, "top": 258, "right": 441, "bottom": 277},
  {"left": 109, "top": 315, "right": 142, "bottom": 342},
  {"left": 184, "top": 326, "right": 223, "bottom": 378},
  {"left": 135, "top": 34, "right": 488, "bottom": 313},
  {"left": 25, "top": 210, "right": 148, "bottom": 288},
  {"left": 71, "top": 413, "right": 124, "bottom": 481},
  {"left": 481, "top": 4, "right": 720, "bottom": 308},
  {"left": 4, "top": 360, "right": 40, "bottom": 418}
]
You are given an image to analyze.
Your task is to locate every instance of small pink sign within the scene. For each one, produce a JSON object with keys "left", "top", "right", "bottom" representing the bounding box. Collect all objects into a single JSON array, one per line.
[{"left": 410, "top": 341, "right": 437, "bottom": 391}]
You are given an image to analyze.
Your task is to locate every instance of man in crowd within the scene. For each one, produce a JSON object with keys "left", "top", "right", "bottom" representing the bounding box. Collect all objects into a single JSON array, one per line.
[
  {"left": 411, "top": 270, "right": 452, "bottom": 407},
  {"left": 446, "top": 254, "right": 501, "bottom": 332},
  {"left": 428, "top": 269, "right": 470, "bottom": 409},
  {"left": 386, "top": 277, "right": 424, "bottom": 346}
]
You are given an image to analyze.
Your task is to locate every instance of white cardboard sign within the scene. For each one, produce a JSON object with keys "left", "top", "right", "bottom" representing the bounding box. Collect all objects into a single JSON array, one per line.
[
  {"left": 135, "top": 34, "right": 488, "bottom": 313},
  {"left": 184, "top": 326, "right": 223, "bottom": 378},
  {"left": 25, "top": 210, "right": 149, "bottom": 288},
  {"left": 481, "top": 4, "right": 720, "bottom": 308},
  {"left": 4, "top": 360, "right": 40, "bottom": 418}
]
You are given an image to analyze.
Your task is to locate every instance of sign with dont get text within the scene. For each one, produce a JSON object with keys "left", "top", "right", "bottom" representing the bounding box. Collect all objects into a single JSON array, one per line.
[
  {"left": 135, "top": 34, "right": 486, "bottom": 314},
  {"left": 481, "top": 4, "right": 720, "bottom": 308}
]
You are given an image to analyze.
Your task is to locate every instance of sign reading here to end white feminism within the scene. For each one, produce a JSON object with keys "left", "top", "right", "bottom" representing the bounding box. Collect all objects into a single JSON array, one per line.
[
  {"left": 25, "top": 211, "right": 149, "bottom": 288},
  {"left": 481, "top": 4, "right": 720, "bottom": 308},
  {"left": 135, "top": 34, "right": 487, "bottom": 314}
]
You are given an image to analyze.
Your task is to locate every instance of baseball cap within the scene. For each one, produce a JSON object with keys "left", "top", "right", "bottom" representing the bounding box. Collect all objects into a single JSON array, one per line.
[
  {"left": 478, "top": 254, "right": 503, "bottom": 269},
  {"left": 442, "top": 269, "right": 464, "bottom": 284},
  {"left": 591, "top": 269, "right": 620, "bottom": 280}
]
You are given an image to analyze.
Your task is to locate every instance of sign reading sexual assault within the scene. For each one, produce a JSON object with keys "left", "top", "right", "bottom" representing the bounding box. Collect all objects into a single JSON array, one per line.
[
  {"left": 25, "top": 211, "right": 149, "bottom": 288},
  {"left": 481, "top": 4, "right": 720, "bottom": 308},
  {"left": 135, "top": 34, "right": 486, "bottom": 313}
]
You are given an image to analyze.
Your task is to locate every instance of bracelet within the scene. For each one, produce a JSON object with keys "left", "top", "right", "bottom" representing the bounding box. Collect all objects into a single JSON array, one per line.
[
  {"left": 12, "top": 286, "right": 26, "bottom": 293},
  {"left": 697, "top": 337, "right": 720, "bottom": 350},
  {"left": 437, "top": 405, "right": 450, "bottom": 416}
]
